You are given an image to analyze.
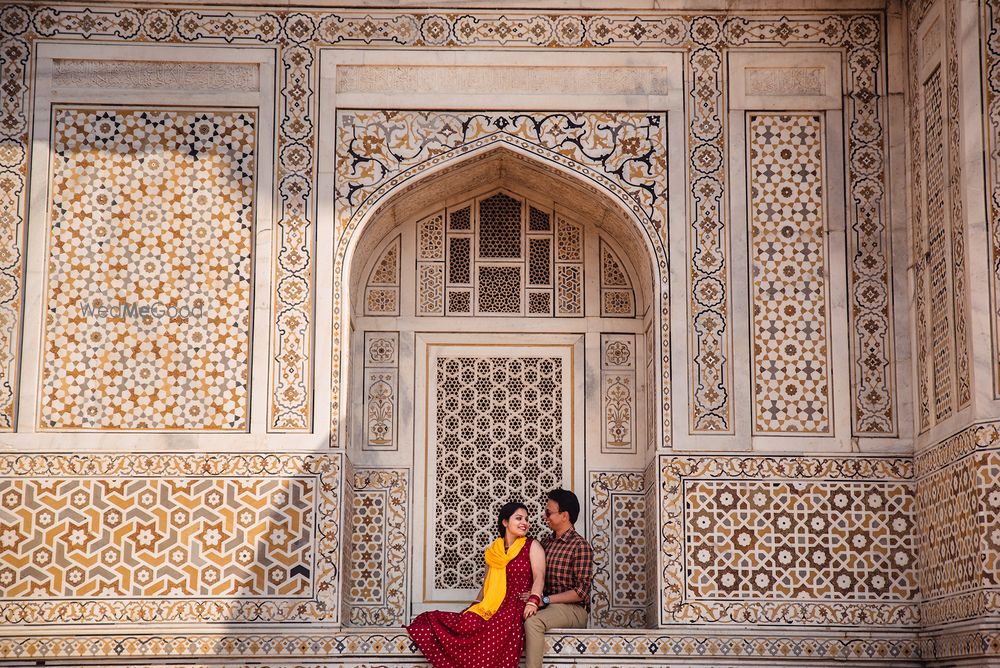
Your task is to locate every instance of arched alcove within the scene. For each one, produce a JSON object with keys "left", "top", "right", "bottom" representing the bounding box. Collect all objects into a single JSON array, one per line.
[{"left": 339, "top": 146, "right": 665, "bottom": 628}]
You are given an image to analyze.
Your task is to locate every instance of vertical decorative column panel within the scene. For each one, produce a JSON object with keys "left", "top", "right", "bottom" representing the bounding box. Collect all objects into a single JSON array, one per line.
[
  {"left": 589, "top": 471, "right": 646, "bottom": 628},
  {"left": 269, "top": 21, "right": 316, "bottom": 431},
  {"left": 944, "top": 0, "right": 972, "bottom": 411},
  {"left": 0, "top": 12, "right": 28, "bottom": 429},
  {"left": 687, "top": 18, "right": 731, "bottom": 434},
  {"left": 982, "top": 0, "right": 1000, "bottom": 398},
  {"left": 746, "top": 113, "right": 832, "bottom": 435},
  {"left": 601, "top": 334, "right": 636, "bottom": 454},
  {"left": 923, "top": 68, "right": 957, "bottom": 422},
  {"left": 555, "top": 215, "right": 584, "bottom": 317},
  {"left": 908, "top": 0, "right": 974, "bottom": 432},
  {"left": 363, "top": 332, "right": 398, "bottom": 451},
  {"left": 417, "top": 211, "right": 445, "bottom": 317}
]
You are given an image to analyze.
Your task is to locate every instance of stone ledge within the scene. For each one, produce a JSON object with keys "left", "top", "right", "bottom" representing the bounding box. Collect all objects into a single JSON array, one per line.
[{"left": 0, "top": 629, "right": 921, "bottom": 666}]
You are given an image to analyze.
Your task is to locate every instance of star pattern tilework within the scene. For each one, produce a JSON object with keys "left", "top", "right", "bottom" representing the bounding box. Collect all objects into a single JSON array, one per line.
[
  {"left": 41, "top": 108, "right": 255, "bottom": 430},
  {"left": 747, "top": 113, "right": 831, "bottom": 434}
]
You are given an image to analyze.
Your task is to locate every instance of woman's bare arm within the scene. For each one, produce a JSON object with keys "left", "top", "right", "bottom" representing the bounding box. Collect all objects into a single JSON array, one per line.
[{"left": 524, "top": 541, "right": 546, "bottom": 619}]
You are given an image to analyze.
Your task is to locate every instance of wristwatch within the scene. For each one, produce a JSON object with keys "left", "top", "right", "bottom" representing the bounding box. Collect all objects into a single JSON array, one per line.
[{"left": 542, "top": 595, "right": 550, "bottom": 607}]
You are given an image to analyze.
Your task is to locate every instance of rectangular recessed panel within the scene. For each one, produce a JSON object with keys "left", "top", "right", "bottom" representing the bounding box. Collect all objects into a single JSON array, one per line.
[
  {"left": 41, "top": 108, "right": 255, "bottom": 431},
  {"left": 528, "top": 237, "right": 551, "bottom": 286},
  {"left": 478, "top": 193, "right": 522, "bottom": 259},
  {"left": 923, "top": 68, "right": 955, "bottom": 422},
  {"left": 447, "top": 237, "right": 471, "bottom": 285},
  {"left": 747, "top": 113, "right": 831, "bottom": 434}
]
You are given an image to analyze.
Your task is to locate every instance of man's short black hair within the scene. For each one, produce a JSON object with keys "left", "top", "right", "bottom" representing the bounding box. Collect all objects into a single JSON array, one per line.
[{"left": 547, "top": 488, "right": 580, "bottom": 525}]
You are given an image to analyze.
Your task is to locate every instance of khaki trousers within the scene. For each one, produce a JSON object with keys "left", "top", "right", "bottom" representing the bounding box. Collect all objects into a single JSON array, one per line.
[{"left": 523, "top": 603, "right": 588, "bottom": 668}]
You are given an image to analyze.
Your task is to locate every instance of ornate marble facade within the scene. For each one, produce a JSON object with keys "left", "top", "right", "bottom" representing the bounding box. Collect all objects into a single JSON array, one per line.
[{"left": 0, "top": 0, "right": 996, "bottom": 666}]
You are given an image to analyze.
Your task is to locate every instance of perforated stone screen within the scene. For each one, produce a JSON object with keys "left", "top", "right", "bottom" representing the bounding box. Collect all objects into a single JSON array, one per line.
[{"left": 433, "top": 355, "right": 563, "bottom": 591}]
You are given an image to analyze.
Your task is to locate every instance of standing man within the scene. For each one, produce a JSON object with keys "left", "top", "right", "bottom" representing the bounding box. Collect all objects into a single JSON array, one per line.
[{"left": 522, "top": 488, "right": 593, "bottom": 668}]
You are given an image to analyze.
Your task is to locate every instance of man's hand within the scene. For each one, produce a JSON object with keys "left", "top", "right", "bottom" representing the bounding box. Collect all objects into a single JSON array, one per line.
[{"left": 519, "top": 592, "right": 530, "bottom": 602}]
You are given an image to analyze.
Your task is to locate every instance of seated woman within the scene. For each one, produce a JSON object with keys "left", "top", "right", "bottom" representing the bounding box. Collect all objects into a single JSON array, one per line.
[{"left": 406, "top": 501, "right": 546, "bottom": 668}]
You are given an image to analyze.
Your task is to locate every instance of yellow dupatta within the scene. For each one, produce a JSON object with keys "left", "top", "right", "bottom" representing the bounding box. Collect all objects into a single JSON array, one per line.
[{"left": 466, "top": 536, "right": 526, "bottom": 620}]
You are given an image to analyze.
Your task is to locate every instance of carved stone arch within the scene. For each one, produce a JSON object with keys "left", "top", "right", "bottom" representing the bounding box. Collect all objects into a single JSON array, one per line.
[{"left": 335, "top": 139, "right": 671, "bottom": 450}]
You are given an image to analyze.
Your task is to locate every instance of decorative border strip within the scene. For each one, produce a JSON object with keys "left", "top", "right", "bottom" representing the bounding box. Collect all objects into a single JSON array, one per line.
[
  {"left": 913, "top": 421, "right": 1000, "bottom": 478},
  {"left": 659, "top": 453, "right": 918, "bottom": 626},
  {"left": 0, "top": 630, "right": 922, "bottom": 662},
  {"left": 0, "top": 453, "right": 342, "bottom": 625},
  {"left": 0, "top": 6, "right": 895, "bottom": 438}
]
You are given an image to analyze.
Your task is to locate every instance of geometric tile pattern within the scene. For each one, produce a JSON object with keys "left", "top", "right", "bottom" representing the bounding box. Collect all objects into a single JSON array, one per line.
[
  {"left": 915, "top": 421, "right": 1000, "bottom": 627},
  {"left": 41, "top": 108, "right": 254, "bottom": 430},
  {"left": 345, "top": 468, "right": 407, "bottom": 626},
  {"left": 660, "top": 454, "right": 919, "bottom": 626},
  {"left": 589, "top": 471, "right": 646, "bottom": 628},
  {"left": 0, "top": 453, "right": 341, "bottom": 624},
  {"left": 432, "top": 355, "right": 562, "bottom": 592},
  {"left": 687, "top": 479, "right": 913, "bottom": 600},
  {"left": 747, "top": 113, "right": 831, "bottom": 434}
]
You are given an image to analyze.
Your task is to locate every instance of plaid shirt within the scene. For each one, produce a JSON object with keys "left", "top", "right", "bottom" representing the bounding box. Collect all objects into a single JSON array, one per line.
[{"left": 540, "top": 527, "right": 593, "bottom": 610}]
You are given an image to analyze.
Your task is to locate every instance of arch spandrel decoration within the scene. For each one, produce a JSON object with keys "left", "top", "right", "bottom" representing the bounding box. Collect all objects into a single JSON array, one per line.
[{"left": 332, "top": 112, "right": 672, "bottom": 450}]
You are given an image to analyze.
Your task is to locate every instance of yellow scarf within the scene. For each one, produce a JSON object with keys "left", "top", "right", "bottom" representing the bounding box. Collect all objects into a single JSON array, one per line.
[{"left": 466, "top": 536, "right": 526, "bottom": 620}]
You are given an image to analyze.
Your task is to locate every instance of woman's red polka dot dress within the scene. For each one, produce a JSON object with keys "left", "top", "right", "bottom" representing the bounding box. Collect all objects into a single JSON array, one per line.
[{"left": 406, "top": 537, "right": 534, "bottom": 668}]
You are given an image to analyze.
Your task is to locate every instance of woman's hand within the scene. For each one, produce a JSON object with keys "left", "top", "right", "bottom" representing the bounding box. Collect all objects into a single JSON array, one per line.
[{"left": 523, "top": 602, "right": 539, "bottom": 620}]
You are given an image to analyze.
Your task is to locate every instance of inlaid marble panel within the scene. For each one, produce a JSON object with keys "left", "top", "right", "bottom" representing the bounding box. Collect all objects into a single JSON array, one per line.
[
  {"left": 0, "top": 453, "right": 341, "bottom": 624},
  {"left": 590, "top": 471, "right": 646, "bottom": 628},
  {"left": 915, "top": 422, "right": 1000, "bottom": 627},
  {"left": 41, "top": 108, "right": 255, "bottom": 431},
  {"left": 660, "top": 454, "right": 918, "bottom": 626},
  {"left": 345, "top": 468, "right": 407, "bottom": 626},
  {"left": 747, "top": 113, "right": 831, "bottom": 435}
]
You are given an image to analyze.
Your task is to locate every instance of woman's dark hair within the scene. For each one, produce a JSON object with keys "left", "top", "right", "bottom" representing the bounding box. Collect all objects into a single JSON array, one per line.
[
  {"left": 547, "top": 488, "right": 581, "bottom": 525},
  {"left": 497, "top": 501, "right": 528, "bottom": 537}
]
